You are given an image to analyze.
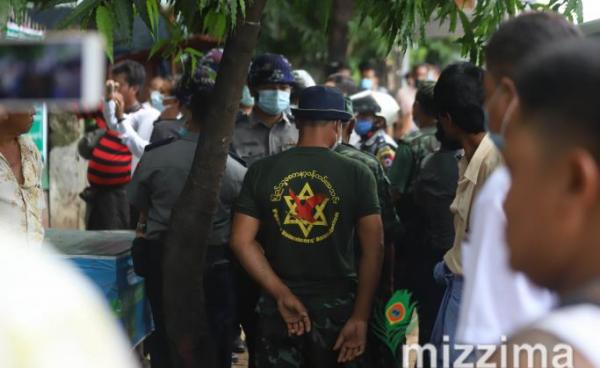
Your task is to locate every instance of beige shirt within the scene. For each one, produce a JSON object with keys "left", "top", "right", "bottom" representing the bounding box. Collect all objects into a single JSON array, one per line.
[
  {"left": 0, "top": 135, "right": 44, "bottom": 247},
  {"left": 444, "top": 134, "right": 502, "bottom": 275}
]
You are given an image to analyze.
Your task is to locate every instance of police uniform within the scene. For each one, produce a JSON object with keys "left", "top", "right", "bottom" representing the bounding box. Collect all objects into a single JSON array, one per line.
[
  {"left": 359, "top": 129, "right": 398, "bottom": 173},
  {"left": 232, "top": 111, "right": 298, "bottom": 167},
  {"left": 233, "top": 53, "right": 299, "bottom": 368},
  {"left": 127, "top": 132, "right": 247, "bottom": 368}
]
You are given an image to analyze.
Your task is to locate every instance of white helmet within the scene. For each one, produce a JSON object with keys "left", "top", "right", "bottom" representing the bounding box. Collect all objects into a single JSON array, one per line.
[{"left": 350, "top": 90, "right": 400, "bottom": 126}]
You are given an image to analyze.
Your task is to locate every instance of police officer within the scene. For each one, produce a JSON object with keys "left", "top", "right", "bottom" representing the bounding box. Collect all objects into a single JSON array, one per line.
[
  {"left": 127, "top": 69, "right": 247, "bottom": 368},
  {"left": 231, "top": 86, "right": 384, "bottom": 368},
  {"left": 350, "top": 91, "right": 398, "bottom": 173},
  {"left": 232, "top": 53, "right": 298, "bottom": 366},
  {"left": 232, "top": 53, "right": 298, "bottom": 167}
]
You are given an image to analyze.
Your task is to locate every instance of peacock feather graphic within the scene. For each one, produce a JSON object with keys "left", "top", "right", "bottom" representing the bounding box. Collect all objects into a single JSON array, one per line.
[{"left": 371, "top": 289, "right": 417, "bottom": 359}]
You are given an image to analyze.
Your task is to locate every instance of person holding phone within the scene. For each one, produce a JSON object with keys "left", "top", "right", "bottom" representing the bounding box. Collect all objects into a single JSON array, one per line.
[{"left": 104, "top": 60, "right": 160, "bottom": 172}]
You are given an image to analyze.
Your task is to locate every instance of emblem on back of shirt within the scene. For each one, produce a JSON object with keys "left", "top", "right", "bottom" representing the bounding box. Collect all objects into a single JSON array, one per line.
[{"left": 270, "top": 170, "right": 340, "bottom": 244}]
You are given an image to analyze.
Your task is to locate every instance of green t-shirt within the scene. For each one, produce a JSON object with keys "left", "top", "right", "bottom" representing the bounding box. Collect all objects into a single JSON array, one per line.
[{"left": 236, "top": 147, "right": 380, "bottom": 296}]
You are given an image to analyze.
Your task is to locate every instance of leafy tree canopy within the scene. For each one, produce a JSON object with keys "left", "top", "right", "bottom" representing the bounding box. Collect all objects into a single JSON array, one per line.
[{"left": 1, "top": 0, "right": 584, "bottom": 66}]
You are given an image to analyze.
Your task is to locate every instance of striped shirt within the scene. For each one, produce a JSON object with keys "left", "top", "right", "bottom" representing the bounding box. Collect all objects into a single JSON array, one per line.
[{"left": 87, "top": 114, "right": 132, "bottom": 187}]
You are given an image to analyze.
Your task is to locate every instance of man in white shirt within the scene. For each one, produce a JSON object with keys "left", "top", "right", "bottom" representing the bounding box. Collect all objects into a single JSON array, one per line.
[
  {"left": 499, "top": 38, "right": 600, "bottom": 368},
  {"left": 103, "top": 60, "right": 160, "bottom": 172},
  {"left": 457, "top": 12, "right": 581, "bottom": 351}
]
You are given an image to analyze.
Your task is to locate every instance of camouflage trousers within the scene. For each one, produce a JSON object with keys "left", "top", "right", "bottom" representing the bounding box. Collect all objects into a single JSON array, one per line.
[{"left": 255, "top": 293, "right": 369, "bottom": 368}]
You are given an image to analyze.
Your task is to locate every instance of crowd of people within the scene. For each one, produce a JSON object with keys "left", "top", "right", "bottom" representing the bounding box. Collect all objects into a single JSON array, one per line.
[{"left": 1, "top": 9, "right": 600, "bottom": 368}]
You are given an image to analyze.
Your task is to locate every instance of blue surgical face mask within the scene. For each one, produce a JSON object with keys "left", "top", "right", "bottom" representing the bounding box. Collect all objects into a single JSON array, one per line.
[
  {"left": 257, "top": 89, "right": 290, "bottom": 115},
  {"left": 360, "top": 78, "right": 373, "bottom": 90},
  {"left": 354, "top": 119, "right": 374, "bottom": 136},
  {"left": 150, "top": 90, "right": 165, "bottom": 112}
]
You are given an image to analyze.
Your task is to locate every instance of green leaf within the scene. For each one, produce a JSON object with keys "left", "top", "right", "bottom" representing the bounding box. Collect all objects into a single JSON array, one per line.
[
  {"left": 113, "top": 0, "right": 133, "bottom": 39},
  {"left": 146, "top": 0, "right": 160, "bottom": 36},
  {"left": 184, "top": 47, "right": 204, "bottom": 58},
  {"left": 149, "top": 38, "right": 169, "bottom": 59},
  {"left": 57, "top": 0, "right": 100, "bottom": 29},
  {"left": 203, "top": 9, "right": 227, "bottom": 39},
  {"left": 228, "top": 0, "right": 237, "bottom": 29},
  {"left": 134, "top": 0, "right": 153, "bottom": 35},
  {"left": 238, "top": 0, "right": 246, "bottom": 18},
  {"left": 96, "top": 5, "right": 114, "bottom": 63},
  {"left": 458, "top": 10, "right": 474, "bottom": 46}
]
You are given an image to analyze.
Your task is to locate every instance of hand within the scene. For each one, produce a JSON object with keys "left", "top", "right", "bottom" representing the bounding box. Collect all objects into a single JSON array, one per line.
[
  {"left": 113, "top": 92, "right": 125, "bottom": 120},
  {"left": 105, "top": 80, "right": 119, "bottom": 101},
  {"left": 333, "top": 317, "right": 368, "bottom": 363},
  {"left": 276, "top": 292, "right": 311, "bottom": 336}
]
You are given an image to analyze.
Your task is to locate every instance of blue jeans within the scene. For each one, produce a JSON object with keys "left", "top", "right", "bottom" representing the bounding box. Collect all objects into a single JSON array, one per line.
[{"left": 431, "top": 261, "right": 463, "bottom": 367}]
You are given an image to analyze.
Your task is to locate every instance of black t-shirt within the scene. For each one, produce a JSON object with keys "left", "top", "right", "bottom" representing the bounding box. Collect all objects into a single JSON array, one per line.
[{"left": 236, "top": 147, "right": 380, "bottom": 296}]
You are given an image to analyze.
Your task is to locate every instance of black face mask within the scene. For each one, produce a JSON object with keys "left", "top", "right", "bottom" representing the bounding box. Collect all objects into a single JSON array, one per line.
[{"left": 435, "top": 121, "right": 462, "bottom": 151}]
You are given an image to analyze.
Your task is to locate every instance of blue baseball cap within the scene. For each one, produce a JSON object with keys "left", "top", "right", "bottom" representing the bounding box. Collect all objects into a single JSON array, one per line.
[{"left": 248, "top": 53, "right": 295, "bottom": 87}]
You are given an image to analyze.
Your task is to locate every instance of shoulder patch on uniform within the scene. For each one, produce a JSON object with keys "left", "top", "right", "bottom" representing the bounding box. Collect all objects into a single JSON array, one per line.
[
  {"left": 144, "top": 137, "right": 175, "bottom": 152},
  {"left": 377, "top": 146, "right": 396, "bottom": 169}
]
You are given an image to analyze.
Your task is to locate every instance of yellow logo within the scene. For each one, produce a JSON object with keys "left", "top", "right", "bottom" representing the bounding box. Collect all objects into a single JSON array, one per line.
[{"left": 271, "top": 171, "right": 340, "bottom": 244}]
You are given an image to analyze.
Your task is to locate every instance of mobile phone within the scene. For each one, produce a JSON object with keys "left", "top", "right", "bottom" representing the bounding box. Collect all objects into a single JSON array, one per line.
[{"left": 0, "top": 32, "right": 106, "bottom": 111}]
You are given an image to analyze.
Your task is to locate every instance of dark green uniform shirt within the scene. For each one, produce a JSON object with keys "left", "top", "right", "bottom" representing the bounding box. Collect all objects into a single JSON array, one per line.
[
  {"left": 236, "top": 147, "right": 380, "bottom": 296},
  {"left": 389, "top": 126, "right": 440, "bottom": 194},
  {"left": 335, "top": 143, "right": 401, "bottom": 239}
]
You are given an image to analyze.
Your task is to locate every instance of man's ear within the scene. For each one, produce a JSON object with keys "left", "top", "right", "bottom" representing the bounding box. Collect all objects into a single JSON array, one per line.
[
  {"left": 564, "top": 149, "right": 600, "bottom": 206},
  {"left": 499, "top": 77, "right": 518, "bottom": 107},
  {"left": 553, "top": 148, "right": 600, "bottom": 238},
  {"left": 132, "top": 85, "right": 141, "bottom": 97}
]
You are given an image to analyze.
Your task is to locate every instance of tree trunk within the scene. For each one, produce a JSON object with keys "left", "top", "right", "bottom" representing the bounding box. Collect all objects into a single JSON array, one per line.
[
  {"left": 162, "top": 1, "right": 267, "bottom": 367},
  {"left": 327, "top": 0, "right": 354, "bottom": 66}
]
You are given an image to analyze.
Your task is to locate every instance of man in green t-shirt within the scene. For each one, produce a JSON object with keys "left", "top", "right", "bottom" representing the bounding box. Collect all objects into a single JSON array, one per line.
[{"left": 231, "top": 86, "right": 384, "bottom": 367}]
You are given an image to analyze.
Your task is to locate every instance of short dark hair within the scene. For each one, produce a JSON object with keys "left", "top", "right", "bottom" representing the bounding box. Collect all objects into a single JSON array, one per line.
[
  {"left": 516, "top": 39, "right": 600, "bottom": 161},
  {"left": 112, "top": 60, "right": 146, "bottom": 88},
  {"left": 434, "top": 62, "right": 485, "bottom": 134},
  {"left": 415, "top": 80, "right": 436, "bottom": 117},
  {"left": 359, "top": 60, "right": 375, "bottom": 72},
  {"left": 485, "top": 12, "right": 581, "bottom": 79},
  {"left": 326, "top": 73, "right": 359, "bottom": 96}
]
